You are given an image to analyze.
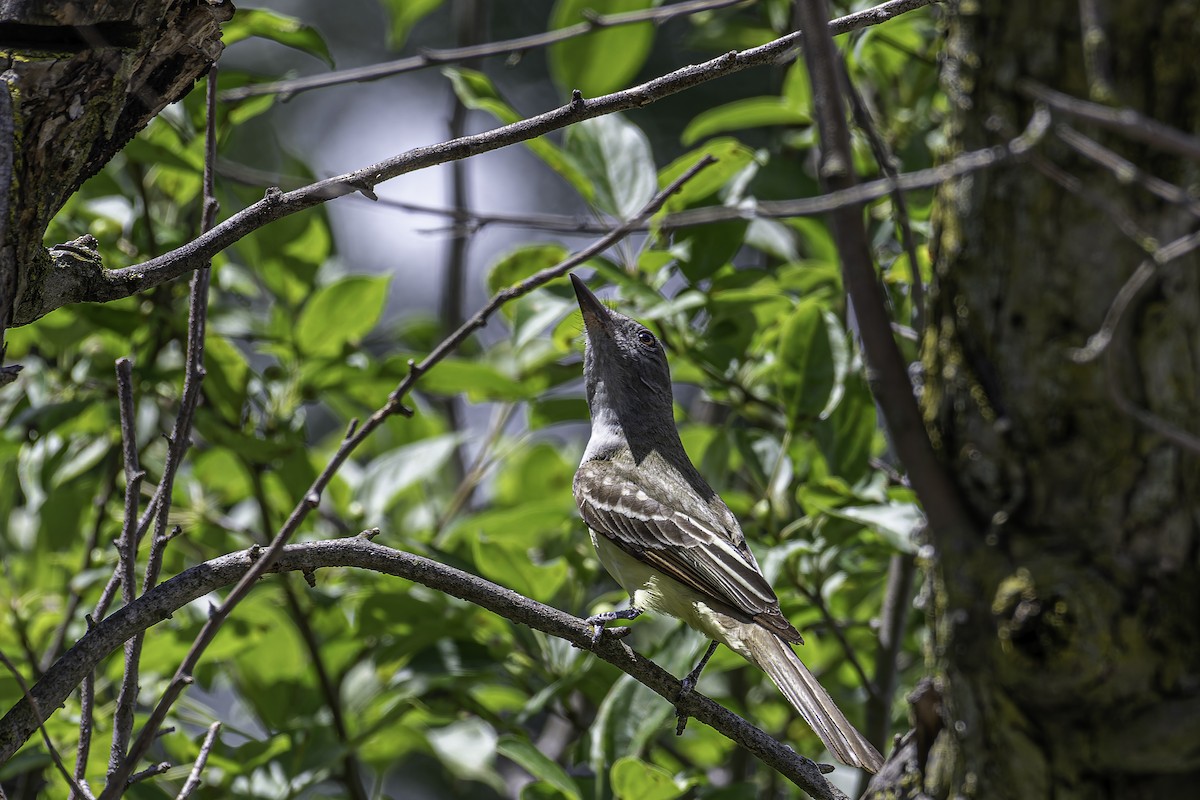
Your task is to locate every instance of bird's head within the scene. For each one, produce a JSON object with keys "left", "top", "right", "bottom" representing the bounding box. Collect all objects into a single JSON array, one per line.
[{"left": 570, "top": 273, "right": 674, "bottom": 418}]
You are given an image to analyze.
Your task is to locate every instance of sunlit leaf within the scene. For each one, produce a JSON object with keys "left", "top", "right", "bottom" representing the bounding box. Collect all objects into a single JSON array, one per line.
[
  {"left": 379, "top": 0, "right": 443, "bottom": 49},
  {"left": 549, "top": 0, "right": 656, "bottom": 96},
  {"left": 565, "top": 115, "right": 655, "bottom": 219},
  {"left": 610, "top": 756, "right": 685, "bottom": 800},
  {"left": 682, "top": 98, "right": 810, "bottom": 146},
  {"left": 444, "top": 68, "right": 594, "bottom": 200},
  {"left": 498, "top": 735, "right": 581, "bottom": 800},
  {"left": 295, "top": 275, "right": 390, "bottom": 357},
  {"left": 360, "top": 434, "right": 463, "bottom": 521},
  {"left": 222, "top": 8, "right": 334, "bottom": 66}
]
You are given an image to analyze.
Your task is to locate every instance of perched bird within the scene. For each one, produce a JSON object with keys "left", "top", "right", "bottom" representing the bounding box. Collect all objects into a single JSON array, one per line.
[{"left": 569, "top": 273, "right": 883, "bottom": 773}]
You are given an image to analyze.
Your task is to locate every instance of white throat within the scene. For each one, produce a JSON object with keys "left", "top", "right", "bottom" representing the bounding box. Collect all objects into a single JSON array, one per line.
[{"left": 582, "top": 399, "right": 624, "bottom": 463}]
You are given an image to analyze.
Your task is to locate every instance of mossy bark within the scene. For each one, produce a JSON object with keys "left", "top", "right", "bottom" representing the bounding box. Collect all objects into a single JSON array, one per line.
[
  {"left": 0, "top": 0, "right": 231, "bottom": 343},
  {"left": 920, "top": 1, "right": 1200, "bottom": 797}
]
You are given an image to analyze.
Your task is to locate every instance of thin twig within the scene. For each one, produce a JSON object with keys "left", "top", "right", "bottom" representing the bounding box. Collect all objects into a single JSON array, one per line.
[
  {"left": 1077, "top": 0, "right": 1115, "bottom": 103},
  {"left": 841, "top": 62, "right": 926, "bottom": 332},
  {"left": 431, "top": 402, "right": 518, "bottom": 545},
  {"left": 126, "top": 762, "right": 170, "bottom": 786},
  {"left": 95, "top": 157, "right": 720, "bottom": 797},
  {"left": 1054, "top": 123, "right": 1200, "bottom": 219},
  {"left": 102, "top": 63, "right": 221, "bottom": 794},
  {"left": 175, "top": 722, "right": 220, "bottom": 800},
  {"left": 1018, "top": 79, "right": 1200, "bottom": 162},
  {"left": 71, "top": 660, "right": 95, "bottom": 800},
  {"left": 106, "top": 357, "right": 146, "bottom": 783},
  {"left": 1071, "top": 232, "right": 1200, "bottom": 366},
  {"left": 792, "top": 581, "right": 879, "bottom": 704},
  {"left": 1029, "top": 153, "right": 1155, "bottom": 252},
  {"left": 224, "top": 128, "right": 1036, "bottom": 238},
  {"left": 0, "top": 648, "right": 94, "bottom": 799},
  {"left": 438, "top": 0, "right": 484, "bottom": 485},
  {"left": 219, "top": 0, "right": 753, "bottom": 102},
  {"left": 2, "top": 537, "right": 846, "bottom": 800},
  {"left": 249, "top": 469, "right": 369, "bottom": 800},
  {"left": 795, "top": 0, "right": 980, "bottom": 582},
  {"left": 30, "top": 0, "right": 936, "bottom": 323},
  {"left": 1088, "top": 228, "right": 1200, "bottom": 455},
  {"left": 866, "top": 553, "right": 915, "bottom": 749}
]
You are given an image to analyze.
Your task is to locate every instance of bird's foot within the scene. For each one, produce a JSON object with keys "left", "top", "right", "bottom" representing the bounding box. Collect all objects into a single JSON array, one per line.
[
  {"left": 584, "top": 606, "right": 643, "bottom": 646},
  {"left": 674, "top": 673, "right": 700, "bottom": 735},
  {"left": 674, "top": 641, "right": 719, "bottom": 735}
]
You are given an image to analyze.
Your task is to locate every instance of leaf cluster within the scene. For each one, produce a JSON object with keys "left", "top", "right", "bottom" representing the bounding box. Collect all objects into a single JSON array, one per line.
[{"left": 0, "top": 2, "right": 944, "bottom": 797}]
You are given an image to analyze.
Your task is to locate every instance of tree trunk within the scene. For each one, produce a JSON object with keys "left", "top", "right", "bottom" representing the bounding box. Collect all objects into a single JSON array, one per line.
[
  {"left": 923, "top": 1, "right": 1200, "bottom": 797},
  {"left": 0, "top": 0, "right": 230, "bottom": 353}
]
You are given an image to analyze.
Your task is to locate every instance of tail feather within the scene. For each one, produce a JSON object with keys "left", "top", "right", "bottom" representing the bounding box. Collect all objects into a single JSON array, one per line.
[{"left": 743, "top": 625, "right": 883, "bottom": 773}]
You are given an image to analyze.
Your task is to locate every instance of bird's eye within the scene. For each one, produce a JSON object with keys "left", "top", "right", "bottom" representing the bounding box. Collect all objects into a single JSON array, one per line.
[{"left": 636, "top": 329, "right": 656, "bottom": 348}]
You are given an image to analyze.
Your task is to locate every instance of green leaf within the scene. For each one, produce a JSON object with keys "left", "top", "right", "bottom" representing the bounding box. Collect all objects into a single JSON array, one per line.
[
  {"left": 681, "top": 97, "right": 810, "bottom": 146},
  {"left": 360, "top": 434, "right": 463, "bottom": 521},
  {"left": 832, "top": 501, "right": 923, "bottom": 552},
  {"left": 379, "top": 0, "right": 443, "bottom": 49},
  {"left": 565, "top": 115, "right": 655, "bottom": 219},
  {"left": 444, "top": 68, "right": 593, "bottom": 200},
  {"left": 203, "top": 334, "right": 250, "bottom": 423},
  {"left": 674, "top": 221, "right": 748, "bottom": 282},
  {"left": 549, "top": 0, "right": 656, "bottom": 96},
  {"left": 610, "top": 756, "right": 684, "bottom": 800},
  {"left": 235, "top": 210, "right": 331, "bottom": 306},
  {"left": 471, "top": 531, "right": 569, "bottom": 603},
  {"left": 528, "top": 397, "right": 589, "bottom": 429},
  {"left": 655, "top": 138, "right": 757, "bottom": 221},
  {"left": 295, "top": 275, "right": 390, "bottom": 357},
  {"left": 427, "top": 718, "right": 498, "bottom": 780},
  {"left": 222, "top": 8, "right": 334, "bottom": 66},
  {"left": 418, "top": 358, "right": 526, "bottom": 401},
  {"left": 777, "top": 299, "right": 837, "bottom": 422},
  {"left": 498, "top": 735, "right": 582, "bottom": 800},
  {"left": 488, "top": 244, "right": 570, "bottom": 304},
  {"left": 816, "top": 375, "right": 877, "bottom": 482},
  {"left": 781, "top": 57, "right": 812, "bottom": 113}
]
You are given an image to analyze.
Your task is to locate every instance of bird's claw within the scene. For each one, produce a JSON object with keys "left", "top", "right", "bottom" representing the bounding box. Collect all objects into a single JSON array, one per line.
[{"left": 674, "top": 675, "right": 697, "bottom": 735}]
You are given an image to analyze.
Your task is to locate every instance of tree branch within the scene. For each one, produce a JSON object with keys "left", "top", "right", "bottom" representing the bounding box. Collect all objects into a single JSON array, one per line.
[
  {"left": 174, "top": 722, "right": 220, "bottom": 800},
  {"left": 0, "top": 648, "right": 93, "bottom": 799},
  {"left": 795, "top": 0, "right": 980, "bottom": 597},
  {"left": 1018, "top": 78, "right": 1200, "bottom": 162},
  {"left": 106, "top": 357, "right": 144, "bottom": 784},
  {"left": 94, "top": 157, "right": 718, "bottom": 795},
  {"left": 19, "top": 0, "right": 935, "bottom": 326},
  {"left": 1, "top": 537, "right": 845, "bottom": 800},
  {"left": 218, "top": 0, "right": 925, "bottom": 103}
]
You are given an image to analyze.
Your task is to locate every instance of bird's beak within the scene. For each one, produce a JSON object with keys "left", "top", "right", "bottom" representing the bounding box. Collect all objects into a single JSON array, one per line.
[{"left": 570, "top": 273, "right": 610, "bottom": 336}]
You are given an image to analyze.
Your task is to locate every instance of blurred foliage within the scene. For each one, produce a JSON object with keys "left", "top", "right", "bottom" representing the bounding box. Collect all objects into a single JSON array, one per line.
[{"left": 0, "top": 1, "right": 942, "bottom": 798}]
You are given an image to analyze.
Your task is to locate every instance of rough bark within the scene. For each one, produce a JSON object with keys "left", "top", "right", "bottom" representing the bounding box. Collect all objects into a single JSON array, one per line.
[
  {"left": 921, "top": 1, "right": 1200, "bottom": 797},
  {"left": 0, "top": 0, "right": 231, "bottom": 341}
]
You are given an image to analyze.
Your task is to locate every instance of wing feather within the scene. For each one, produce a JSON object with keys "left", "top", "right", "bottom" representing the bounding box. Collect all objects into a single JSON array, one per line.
[{"left": 574, "top": 459, "right": 802, "bottom": 642}]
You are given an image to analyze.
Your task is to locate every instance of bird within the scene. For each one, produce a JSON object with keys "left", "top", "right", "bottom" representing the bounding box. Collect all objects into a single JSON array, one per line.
[{"left": 569, "top": 273, "right": 883, "bottom": 773}]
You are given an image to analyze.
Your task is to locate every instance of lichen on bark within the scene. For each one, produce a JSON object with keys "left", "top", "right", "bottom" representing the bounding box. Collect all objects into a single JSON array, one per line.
[
  {"left": 922, "top": 1, "right": 1200, "bottom": 797},
  {"left": 0, "top": 0, "right": 232, "bottom": 337}
]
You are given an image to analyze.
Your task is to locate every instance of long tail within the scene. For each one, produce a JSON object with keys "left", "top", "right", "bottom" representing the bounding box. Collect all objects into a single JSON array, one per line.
[{"left": 742, "top": 625, "right": 883, "bottom": 773}]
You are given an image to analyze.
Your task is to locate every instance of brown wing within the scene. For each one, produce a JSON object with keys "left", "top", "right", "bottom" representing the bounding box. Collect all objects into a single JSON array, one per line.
[{"left": 574, "top": 459, "right": 803, "bottom": 643}]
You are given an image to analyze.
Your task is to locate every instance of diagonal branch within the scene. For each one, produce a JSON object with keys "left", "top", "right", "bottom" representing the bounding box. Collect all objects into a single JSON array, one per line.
[
  {"left": 174, "top": 722, "right": 220, "bottom": 800},
  {"left": 1018, "top": 79, "right": 1200, "bottom": 162},
  {"left": 219, "top": 0, "right": 929, "bottom": 103},
  {"left": 1, "top": 536, "right": 845, "bottom": 800},
  {"left": 106, "top": 357, "right": 145, "bottom": 784},
  {"left": 94, "top": 157, "right": 719, "bottom": 796},
  {"left": 0, "top": 648, "right": 94, "bottom": 799},
  {"left": 794, "top": 0, "right": 980, "bottom": 596},
  {"left": 20, "top": 0, "right": 935, "bottom": 326}
]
